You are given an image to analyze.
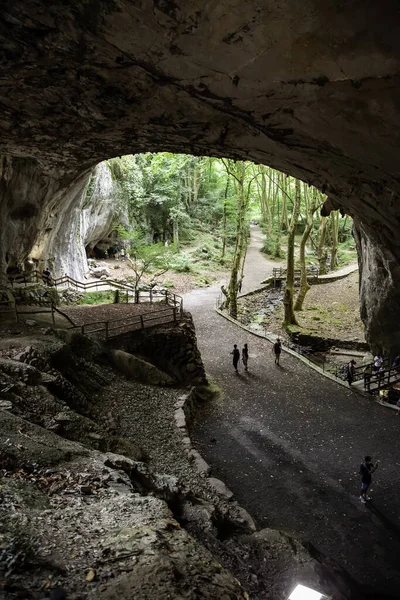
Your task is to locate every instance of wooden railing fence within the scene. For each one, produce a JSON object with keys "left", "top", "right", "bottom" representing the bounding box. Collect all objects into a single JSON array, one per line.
[
  {"left": 272, "top": 266, "right": 320, "bottom": 287},
  {"left": 1, "top": 270, "right": 183, "bottom": 337}
]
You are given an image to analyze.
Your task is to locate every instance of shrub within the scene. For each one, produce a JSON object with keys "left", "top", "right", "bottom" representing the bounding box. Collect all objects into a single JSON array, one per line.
[
  {"left": 171, "top": 252, "right": 193, "bottom": 273},
  {"left": 163, "top": 279, "right": 175, "bottom": 288}
]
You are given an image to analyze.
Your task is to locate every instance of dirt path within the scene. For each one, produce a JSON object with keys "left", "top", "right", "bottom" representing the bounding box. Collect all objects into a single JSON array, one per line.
[
  {"left": 240, "top": 225, "right": 281, "bottom": 293},
  {"left": 185, "top": 227, "right": 400, "bottom": 597}
]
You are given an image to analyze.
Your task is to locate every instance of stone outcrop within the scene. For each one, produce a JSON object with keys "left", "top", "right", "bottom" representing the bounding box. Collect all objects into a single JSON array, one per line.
[
  {"left": 112, "top": 349, "right": 175, "bottom": 386},
  {"left": 29, "top": 161, "right": 118, "bottom": 280},
  {"left": 1, "top": 3, "right": 400, "bottom": 347},
  {"left": 109, "top": 316, "right": 207, "bottom": 385}
]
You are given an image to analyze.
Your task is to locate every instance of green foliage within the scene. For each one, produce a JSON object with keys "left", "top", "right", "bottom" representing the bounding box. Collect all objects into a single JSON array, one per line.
[
  {"left": 170, "top": 251, "right": 193, "bottom": 273},
  {"left": 92, "top": 151, "right": 355, "bottom": 291},
  {"left": 163, "top": 279, "right": 175, "bottom": 288}
]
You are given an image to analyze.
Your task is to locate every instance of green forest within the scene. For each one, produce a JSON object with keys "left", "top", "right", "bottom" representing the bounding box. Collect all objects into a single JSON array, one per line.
[{"left": 88, "top": 153, "right": 356, "bottom": 324}]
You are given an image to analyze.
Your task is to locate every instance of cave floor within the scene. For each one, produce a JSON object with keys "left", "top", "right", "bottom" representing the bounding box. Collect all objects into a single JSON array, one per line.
[{"left": 186, "top": 229, "right": 400, "bottom": 597}]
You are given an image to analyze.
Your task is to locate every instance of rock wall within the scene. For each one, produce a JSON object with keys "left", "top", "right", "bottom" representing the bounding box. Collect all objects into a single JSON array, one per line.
[
  {"left": 0, "top": 157, "right": 89, "bottom": 278},
  {"left": 108, "top": 315, "right": 207, "bottom": 386},
  {"left": 80, "top": 162, "right": 117, "bottom": 254},
  {"left": 1, "top": 1, "right": 400, "bottom": 348},
  {"left": 0, "top": 158, "right": 118, "bottom": 281},
  {"left": 30, "top": 161, "right": 118, "bottom": 280}
]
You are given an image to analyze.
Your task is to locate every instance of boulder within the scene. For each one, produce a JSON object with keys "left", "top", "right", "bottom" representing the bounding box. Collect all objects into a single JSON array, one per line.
[
  {"left": 91, "top": 266, "right": 110, "bottom": 278},
  {"left": 0, "top": 358, "right": 42, "bottom": 385},
  {"left": 112, "top": 350, "right": 174, "bottom": 386},
  {"left": 208, "top": 477, "right": 234, "bottom": 501}
]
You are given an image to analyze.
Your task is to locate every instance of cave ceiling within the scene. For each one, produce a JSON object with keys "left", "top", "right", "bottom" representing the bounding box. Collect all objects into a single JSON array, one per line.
[
  {"left": 1, "top": 1, "right": 399, "bottom": 189},
  {"left": 2, "top": 1, "right": 400, "bottom": 351}
]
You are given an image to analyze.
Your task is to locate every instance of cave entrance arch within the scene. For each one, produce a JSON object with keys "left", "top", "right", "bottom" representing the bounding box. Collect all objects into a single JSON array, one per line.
[{"left": 1, "top": 1, "right": 400, "bottom": 349}]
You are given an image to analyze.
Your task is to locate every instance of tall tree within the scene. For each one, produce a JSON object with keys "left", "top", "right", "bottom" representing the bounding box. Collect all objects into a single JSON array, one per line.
[
  {"left": 283, "top": 178, "right": 301, "bottom": 326},
  {"left": 294, "top": 185, "right": 318, "bottom": 311},
  {"left": 330, "top": 209, "right": 340, "bottom": 269},
  {"left": 221, "top": 176, "right": 230, "bottom": 261},
  {"left": 221, "top": 160, "right": 253, "bottom": 318},
  {"left": 317, "top": 215, "right": 328, "bottom": 274}
]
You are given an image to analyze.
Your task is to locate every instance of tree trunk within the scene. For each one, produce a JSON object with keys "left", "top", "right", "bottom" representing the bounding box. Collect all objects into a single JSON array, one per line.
[
  {"left": 173, "top": 218, "right": 179, "bottom": 249},
  {"left": 227, "top": 164, "right": 246, "bottom": 319},
  {"left": 240, "top": 240, "right": 248, "bottom": 281},
  {"left": 258, "top": 167, "right": 271, "bottom": 229},
  {"left": 317, "top": 216, "right": 327, "bottom": 274},
  {"left": 338, "top": 214, "right": 348, "bottom": 242},
  {"left": 330, "top": 210, "right": 339, "bottom": 269},
  {"left": 221, "top": 176, "right": 229, "bottom": 260},
  {"left": 283, "top": 178, "right": 301, "bottom": 326},
  {"left": 295, "top": 186, "right": 318, "bottom": 311}
]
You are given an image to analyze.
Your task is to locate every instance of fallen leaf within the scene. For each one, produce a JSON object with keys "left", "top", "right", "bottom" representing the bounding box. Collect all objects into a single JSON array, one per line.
[{"left": 86, "top": 569, "right": 95, "bottom": 582}]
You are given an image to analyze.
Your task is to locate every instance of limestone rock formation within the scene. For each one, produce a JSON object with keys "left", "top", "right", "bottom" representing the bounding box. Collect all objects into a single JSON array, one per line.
[
  {"left": 1, "top": 1, "right": 400, "bottom": 348},
  {"left": 29, "top": 161, "right": 118, "bottom": 280},
  {"left": 112, "top": 349, "right": 175, "bottom": 386}
]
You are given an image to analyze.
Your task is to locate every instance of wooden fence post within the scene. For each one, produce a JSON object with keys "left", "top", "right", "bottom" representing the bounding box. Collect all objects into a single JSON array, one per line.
[
  {"left": 140, "top": 315, "right": 144, "bottom": 329},
  {"left": 173, "top": 307, "right": 177, "bottom": 323},
  {"left": 51, "top": 303, "right": 55, "bottom": 325},
  {"left": 135, "top": 290, "right": 139, "bottom": 304},
  {"left": 165, "top": 290, "right": 168, "bottom": 305},
  {"left": 150, "top": 288, "right": 153, "bottom": 303}
]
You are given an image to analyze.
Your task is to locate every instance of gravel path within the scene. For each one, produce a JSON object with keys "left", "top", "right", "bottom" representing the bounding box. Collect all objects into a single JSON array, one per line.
[
  {"left": 185, "top": 227, "right": 400, "bottom": 596},
  {"left": 95, "top": 367, "right": 213, "bottom": 497}
]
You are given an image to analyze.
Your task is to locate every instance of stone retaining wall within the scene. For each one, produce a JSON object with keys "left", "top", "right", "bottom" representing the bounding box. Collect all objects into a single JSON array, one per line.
[
  {"left": 174, "top": 389, "right": 256, "bottom": 529},
  {"left": 106, "top": 313, "right": 207, "bottom": 385}
]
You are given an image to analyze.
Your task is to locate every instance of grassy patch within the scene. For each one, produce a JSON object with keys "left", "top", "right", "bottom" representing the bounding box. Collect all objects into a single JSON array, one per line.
[
  {"left": 163, "top": 279, "right": 175, "bottom": 288},
  {"left": 76, "top": 291, "right": 115, "bottom": 305},
  {"left": 194, "top": 381, "right": 221, "bottom": 402}
]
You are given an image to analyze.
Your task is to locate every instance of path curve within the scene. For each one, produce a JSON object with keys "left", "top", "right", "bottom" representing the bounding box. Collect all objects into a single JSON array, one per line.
[{"left": 184, "top": 226, "right": 400, "bottom": 596}]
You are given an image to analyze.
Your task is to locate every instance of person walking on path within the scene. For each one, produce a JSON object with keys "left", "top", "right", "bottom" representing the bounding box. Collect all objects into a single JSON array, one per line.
[
  {"left": 363, "top": 364, "right": 372, "bottom": 392},
  {"left": 231, "top": 344, "right": 240, "bottom": 374},
  {"left": 373, "top": 355, "right": 383, "bottom": 372},
  {"left": 359, "top": 455, "right": 379, "bottom": 503},
  {"left": 242, "top": 344, "right": 249, "bottom": 372},
  {"left": 346, "top": 359, "right": 356, "bottom": 386},
  {"left": 273, "top": 338, "right": 282, "bottom": 365}
]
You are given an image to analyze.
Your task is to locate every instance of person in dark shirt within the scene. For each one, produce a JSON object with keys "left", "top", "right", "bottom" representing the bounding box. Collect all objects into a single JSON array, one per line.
[
  {"left": 359, "top": 455, "right": 379, "bottom": 503},
  {"left": 363, "top": 364, "right": 372, "bottom": 392},
  {"left": 346, "top": 359, "right": 356, "bottom": 386},
  {"left": 273, "top": 338, "right": 282, "bottom": 365},
  {"left": 242, "top": 343, "right": 249, "bottom": 372},
  {"left": 42, "top": 267, "right": 52, "bottom": 286},
  {"left": 231, "top": 344, "right": 240, "bottom": 373}
]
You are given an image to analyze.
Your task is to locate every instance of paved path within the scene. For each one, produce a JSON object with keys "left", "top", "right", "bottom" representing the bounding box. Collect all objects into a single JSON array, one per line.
[
  {"left": 240, "top": 225, "right": 282, "bottom": 294},
  {"left": 185, "top": 227, "right": 400, "bottom": 597},
  {"left": 318, "top": 262, "right": 359, "bottom": 281}
]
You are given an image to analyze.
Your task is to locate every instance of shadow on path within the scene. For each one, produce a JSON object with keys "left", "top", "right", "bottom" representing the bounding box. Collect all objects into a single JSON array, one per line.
[{"left": 185, "top": 226, "right": 400, "bottom": 596}]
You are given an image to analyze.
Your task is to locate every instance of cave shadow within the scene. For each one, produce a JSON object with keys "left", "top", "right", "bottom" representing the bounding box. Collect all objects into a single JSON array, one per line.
[{"left": 366, "top": 501, "right": 400, "bottom": 541}]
